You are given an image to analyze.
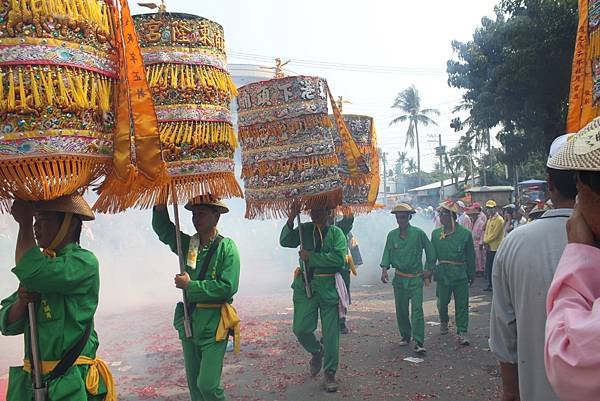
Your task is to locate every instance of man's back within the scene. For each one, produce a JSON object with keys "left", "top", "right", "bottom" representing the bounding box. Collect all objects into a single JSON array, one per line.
[{"left": 490, "top": 208, "right": 572, "bottom": 401}]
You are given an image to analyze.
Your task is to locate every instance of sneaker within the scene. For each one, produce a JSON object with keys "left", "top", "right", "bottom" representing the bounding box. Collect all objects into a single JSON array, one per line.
[
  {"left": 458, "top": 334, "right": 470, "bottom": 346},
  {"left": 399, "top": 338, "right": 411, "bottom": 346},
  {"left": 440, "top": 321, "right": 449, "bottom": 335},
  {"left": 323, "top": 370, "right": 338, "bottom": 392},
  {"left": 414, "top": 343, "right": 426, "bottom": 354},
  {"left": 482, "top": 286, "right": 492, "bottom": 292},
  {"left": 310, "top": 350, "right": 323, "bottom": 377}
]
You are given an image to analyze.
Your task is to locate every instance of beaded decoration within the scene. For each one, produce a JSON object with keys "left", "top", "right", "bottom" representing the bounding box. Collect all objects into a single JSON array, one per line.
[
  {"left": 133, "top": 12, "right": 241, "bottom": 205},
  {"left": 238, "top": 76, "right": 344, "bottom": 219},
  {"left": 0, "top": 0, "right": 116, "bottom": 203}
]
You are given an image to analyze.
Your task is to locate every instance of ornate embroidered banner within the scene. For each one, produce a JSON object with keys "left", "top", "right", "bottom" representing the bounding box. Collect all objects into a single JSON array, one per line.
[
  {"left": 238, "top": 76, "right": 343, "bottom": 219},
  {"left": 0, "top": 0, "right": 118, "bottom": 203},
  {"left": 330, "top": 114, "right": 380, "bottom": 213}
]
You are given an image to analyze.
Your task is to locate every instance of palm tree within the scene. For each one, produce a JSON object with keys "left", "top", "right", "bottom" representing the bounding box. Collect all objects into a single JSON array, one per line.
[
  {"left": 390, "top": 85, "right": 439, "bottom": 185},
  {"left": 406, "top": 158, "right": 417, "bottom": 174},
  {"left": 395, "top": 151, "right": 408, "bottom": 175}
]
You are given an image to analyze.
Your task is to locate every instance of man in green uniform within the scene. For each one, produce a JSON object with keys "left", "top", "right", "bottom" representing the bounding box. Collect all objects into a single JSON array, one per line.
[
  {"left": 281, "top": 202, "right": 347, "bottom": 393},
  {"left": 380, "top": 203, "right": 436, "bottom": 354},
  {"left": 430, "top": 200, "right": 476, "bottom": 346},
  {"left": 0, "top": 195, "right": 114, "bottom": 401},
  {"left": 332, "top": 211, "right": 355, "bottom": 334},
  {"left": 152, "top": 196, "right": 240, "bottom": 401}
]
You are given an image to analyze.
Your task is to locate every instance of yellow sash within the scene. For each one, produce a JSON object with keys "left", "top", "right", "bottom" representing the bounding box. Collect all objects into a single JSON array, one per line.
[
  {"left": 196, "top": 303, "right": 241, "bottom": 354},
  {"left": 346, "top": 254, "right": 358, "bottom": 276},
  {"left": 23, "top": 356, "right": 116, "bottom": 401}
]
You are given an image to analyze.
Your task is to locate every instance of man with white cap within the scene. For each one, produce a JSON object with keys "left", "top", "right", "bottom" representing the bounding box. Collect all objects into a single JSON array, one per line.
[
  {"left": 0, "top": 195, "right": 115, "bottom": 401},
  {"left": 152, "top": 196, "right": 240, "bottom": 401},
  {"left": 544, "top": 118, "right": 600, "bottom": 401},
  {"left": 483, "top": 200, "right": 505, "bottom": 291},
  {"left": 490, "top": 134, "right": 576, "bottom": 401},
  {"left": 456, "top": 200, "right": 472, "bottom": 230},
  {"left": 380, "top": 203, "right": 436, "bottom": 354}
]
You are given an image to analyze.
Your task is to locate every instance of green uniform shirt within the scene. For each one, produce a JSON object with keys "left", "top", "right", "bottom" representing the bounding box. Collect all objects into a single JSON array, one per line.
[
  {"left": 280, "top": 222, "right": 347, "bottom": 275},
  {"left": 380, "top": 225, "right": 436, "bottom": 287},
  {"left": 431, "top": 225, "right": 476, "bottom": 285},
  {"left": 0, "top": 243, "right": 107, "bottom": 401},
  {"left": 152, "top": 209, "right": 240, "bottom": 342}
]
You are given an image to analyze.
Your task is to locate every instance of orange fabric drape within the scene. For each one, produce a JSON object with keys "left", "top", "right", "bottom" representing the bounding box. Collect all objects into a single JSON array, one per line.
[
  {"left": 326, "top": 87, "right": 370, "bottom": 179},
  {"left": 567, "top": 0, "right": 597, "bottom": 132},
  {"left": 96, "top": 0, "right": 167, "bottom": 212}
]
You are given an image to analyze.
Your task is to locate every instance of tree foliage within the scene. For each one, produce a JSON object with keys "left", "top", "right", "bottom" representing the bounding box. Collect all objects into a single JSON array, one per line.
[
  {"left": 390, "top": 85, "right": 440, "bottom": 185},
  {"left": 447, "top": 0, "right": 578, "bottom": 162}
]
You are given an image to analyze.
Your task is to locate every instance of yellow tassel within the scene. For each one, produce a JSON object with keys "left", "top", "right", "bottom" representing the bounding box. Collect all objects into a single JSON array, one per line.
[
  {"left": 170, "top": 65, "right": 177, "bottom": 88},
  {"left": 56, "top": 69, "right": 70, "bottom": 105},
  {"left": 40, "top": 0, "right": 49, "bottom": 15},
  {"left": 18, "top": 68, "right": 27, "bottom": 110},
  {"left": 0, "top": 72, "right": 4, "bottom": 111},
  {"left": 97, "top": 76, "right": 110, "bottom": 112},
  {"left": 39, "top": 70, "right": 55, "bottom": 105},
  {"left": 29, "top": 69, "right": 42, "bottom": 108},
  {"left": 66, "top": 71, "right": 84, "bottom": 108}
]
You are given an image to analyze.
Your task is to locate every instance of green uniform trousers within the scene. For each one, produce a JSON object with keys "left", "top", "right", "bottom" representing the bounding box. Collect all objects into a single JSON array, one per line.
[
  {"left": 181, "top": 337, "right": 227, "bottom": 401},
  {"left": 436, "top": 282, "right": 469, "bottom": 334},
  {"left": 393, "top": 281, "right": 424, "bottom": 344},
  {"left": 292, "top": 276, "right": 340, "bottom": 373}
]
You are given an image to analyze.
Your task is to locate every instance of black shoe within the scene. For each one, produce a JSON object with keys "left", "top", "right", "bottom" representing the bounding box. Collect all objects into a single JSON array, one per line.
[
  {"left": 310, "top": 350, "right": 323, "bottom": 377},
  {"left": 414, "top": 343, "right": 426, "bottom": 354},
  {"left": 483, "top": 286, "right": 492, "bottom": 292},
  {"left": 323, "top": 370, "right": 338, "bottom": 392}
]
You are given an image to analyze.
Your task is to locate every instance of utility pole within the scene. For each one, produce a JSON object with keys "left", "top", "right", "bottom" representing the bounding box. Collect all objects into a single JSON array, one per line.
[{"left": 435, "top": 134, "right": 446, "bottom": 201}]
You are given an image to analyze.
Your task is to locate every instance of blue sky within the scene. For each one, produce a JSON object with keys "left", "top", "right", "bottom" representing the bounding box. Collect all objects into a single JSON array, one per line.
[{"left": 130, "top": 0, "right": 499, "bottom": 171}]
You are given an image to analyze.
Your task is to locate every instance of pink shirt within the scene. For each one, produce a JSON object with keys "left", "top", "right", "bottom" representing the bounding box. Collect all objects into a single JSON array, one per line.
[
  {"left": 545, "top": 243, "right": 600, "bottom": 401},
  {"left": 458, "top": 213, "right": 472, "bottom": 230},
  {"left": 472, "top": 212, "right": 487, "bottom": 246}
]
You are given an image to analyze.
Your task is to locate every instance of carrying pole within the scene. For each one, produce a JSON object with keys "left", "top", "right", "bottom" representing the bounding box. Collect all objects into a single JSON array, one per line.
[
  {"left": 296, "top": 215, "right": 312, "bottom": 298},
  {"left": 172, "top": 188, "right": 193, "bottom": 338}
]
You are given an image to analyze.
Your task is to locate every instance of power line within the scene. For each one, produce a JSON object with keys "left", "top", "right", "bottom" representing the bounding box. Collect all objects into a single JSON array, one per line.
[{"left": 228, "top": 50, "right": 448, "bottom": 76}]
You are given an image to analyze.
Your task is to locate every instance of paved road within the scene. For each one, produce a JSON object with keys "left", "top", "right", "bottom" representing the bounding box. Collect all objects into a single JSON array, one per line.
[{"left": 89, "top": 275, "right": 501, "bottom": 401}]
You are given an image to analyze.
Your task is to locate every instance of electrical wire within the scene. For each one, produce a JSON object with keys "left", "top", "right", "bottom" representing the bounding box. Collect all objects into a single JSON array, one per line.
[{"left": 228, "top": 50, "right": 447, "bottom": 76}]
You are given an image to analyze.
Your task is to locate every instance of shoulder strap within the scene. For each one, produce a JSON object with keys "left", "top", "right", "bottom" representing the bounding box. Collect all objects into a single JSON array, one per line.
[
  {"left": 199, "top": 235, "right": 224, "bottom": 281},
  {"left": 46, "top": 323, "right": 92, "bottom": 382}
]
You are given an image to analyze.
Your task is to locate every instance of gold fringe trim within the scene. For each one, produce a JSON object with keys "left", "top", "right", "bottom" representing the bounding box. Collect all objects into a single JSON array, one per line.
[
  {"left": 338, "top": 204, "right": 379, "bottom": 216},
  {"left": 0, "top": 66, "right": 114, "bottom": 114},
  {"left": 94, "top": 171, "right": 243, "bottom": 213},
  {"left": 245, "top": 188, "right": 343, "bottom": 220},
  {"left": 93, "top": 163, "right": 171, "bottom": 214},
  {"left": 146, "top": 64, "right": 237, "bottom": 97},
  {"left": 159, "top": 121, "right": 237, "bottom": 148},
  {"left": 0, "top": 155, "right": 109, "bottom": 201},
  {"left": 239, "top": 115, "right": 332, "bottom": 141},
  {"left": 342, "top": 175, "right": 372, "bottom": 186},
  {"left": 241, "top": 154, "right": 338, "bottom": 179},
  {"left": 5, "top": 0, "right": 114, "bottom": 40},
  {"left": 156, "top": 173, "right": 243, "bottom": 206}
]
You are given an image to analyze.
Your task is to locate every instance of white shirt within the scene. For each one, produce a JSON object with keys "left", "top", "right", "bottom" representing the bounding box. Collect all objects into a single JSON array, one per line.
[{"left": 490, "top": 208, "right": 572, "bottom": 401}]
